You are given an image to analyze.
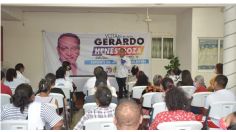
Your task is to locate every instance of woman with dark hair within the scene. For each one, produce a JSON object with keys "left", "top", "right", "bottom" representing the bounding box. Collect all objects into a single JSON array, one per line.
[
  {"left": 46, "top": 73, "right": 68, "bottom": 115},
  {"left": 15, "top": 63, "right": 30, "bottom": 84},
  {"left": 168, "top": 68, "right": 182, "bottom": 85},
  {"left": 134, "top": 71, "right": 151, "bottom": 87},
  {"left": 4, "top": 68, "right": 24, "bottom": 89},
  {"left": 208, "top": 63, "right": 223, "bottom": 92},
  {"left": 1, "top": 71, "right": 12, "bottom": 96},
  {"left": 149, "top": 87, "right": 196, "bottom": 130},
  {"left": 54, "top": 67, "right": 73, "bottom": 92},
  {"left": 62, "top": 61, "right": 77, "bottom": 91},
  {"left": 1, "top": 83, "right": 63, "bottom": 130},
  {"left": 35, "top": 77, "right": 58, "bottom": 109},
  {"left": 177, "top": 70, "right": 194, "bottom": 86},
  {"left": 129, "top": 65, "right": 139, "bottom": 82}
]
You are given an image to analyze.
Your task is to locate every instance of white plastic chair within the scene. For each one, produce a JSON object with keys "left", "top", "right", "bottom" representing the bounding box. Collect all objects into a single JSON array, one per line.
[
  {"left": 1, "top": 120, "right": 28, "bottom": 130},
  {"left": 1, "top": 94, "right": 11, "bottom": 106},
  {"left": 209, "top": 101, "right": 236, "bottom": 120},
  {"left": 132, "top": 86, "right": 146, "bottom": 99},
  {"left": 179, "top": 86, "right": 196, "bottom": 98},
  {"left": 83, "top": 118, "right": 116, "bottom": 130},
  {"left": 151, "top": 102, "right": 168, "bottom": 121},
  {"left": 151, "top": 92, "right": 165, "bottom": 105},
  {"left": 127, "top": 81, "right": 136, "bottom": 92},
  {"left": 157, "top": 121, "right": 203, "bottom": 130},
  {"left": 83, "top": 103, "right": 117, "bottom": 113},
  {"left": 142, "top": 92, "right": 158, "bottom": 108},
  {"left": 191, "top": 92, "right": 212, "bottom": 107}
]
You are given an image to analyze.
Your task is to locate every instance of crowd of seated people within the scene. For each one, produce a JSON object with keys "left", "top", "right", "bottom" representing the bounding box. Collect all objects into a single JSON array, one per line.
[{"left": 1, "top": 62, "right": 236, "bottom": 130}]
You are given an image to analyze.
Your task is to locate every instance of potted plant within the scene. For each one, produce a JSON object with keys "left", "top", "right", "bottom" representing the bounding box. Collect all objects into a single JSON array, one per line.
[{"left": 164, "top": 56, "right": 181, "bottom": 74}]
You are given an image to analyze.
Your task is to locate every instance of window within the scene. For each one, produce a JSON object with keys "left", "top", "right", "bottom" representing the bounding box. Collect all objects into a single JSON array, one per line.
[
  {"left": 198, "top": 38, "right": 223, "bottom": 70},
  {"left": 151, "top": 37, "right": 174, "bottom": 59}
]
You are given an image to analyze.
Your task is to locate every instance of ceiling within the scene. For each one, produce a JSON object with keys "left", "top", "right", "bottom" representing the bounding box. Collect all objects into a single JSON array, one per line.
[{"left": 1, "top": 4, "right": 225, "bottom": 21}]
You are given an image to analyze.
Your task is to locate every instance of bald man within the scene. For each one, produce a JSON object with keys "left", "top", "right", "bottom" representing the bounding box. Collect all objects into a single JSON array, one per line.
[{"left": 113, "top": 99, "right": 143, "bottom": 130}]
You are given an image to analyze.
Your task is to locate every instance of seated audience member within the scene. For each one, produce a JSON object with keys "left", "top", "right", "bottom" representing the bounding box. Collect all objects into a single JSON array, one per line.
[
  {"left": 1, "top": 71, "right": 12, "bottom": 96},
  {"left": 15, "top": 63, "right": 30, "bottom": 84},
  {"left": 55, "top": 67, "right": 74, "bottom": 92},
  {"left": 177, "top": 69, "right": 194, "bottom": 87},
  {"left": 129, "top": 65, "right": 139, "bottom": 82},
  {"left": 4, "top": 68, "right": 24, "bottom": 89},
  {"left": 204, "top": 75, "right": 236, "bottom": 127},
  {"left": 134, "top": 71, "right": 151, "bottom": 87},
  {"left": 167, "top": 68, "right": 181, "bottom": 85},
  {"left": 141, "top": 74, "right": 162, "bottom": 117},
  {"left": 46, "top": 73, "right": 66, "bottom": 98},
  {"left": 1, "top": 83, "right": 63, "bottom": 130},
  {"left": 85, "top": 79, "right": 118, "bottom": 104},
  {"left": 62, "top": 61, "right": 77, "bottom": 90},
  {"left": 151, "top": 77, "right": 174, "bottom": 105},
  {"left": 219, "top": 112, "right": 236, "bottom": 130},
  {"left": 73, "top": 85, "right": 115, "bottom": 130},
  {"left": 35, "top": 78, "right": 58, "bottom": 109},
  {"left": 62, "top": 61, "right": 72, "bottom": 81},
  {"left": 83, "top": 66, "right": 111, "bottom": 96},
  {"left": 142, "top": 74, "right": 162, "bottom": 95},
  {"left": 208, "top": 63, "right": 223, "bottom": 92},
  {"left": 90, "top": 70, "right": 117, "bottom": 97},
  {"left": 46, "top": 73, "right": 68, "bottom": 114},
  {"left": 114, "top": 99, "right": 143, "bottom": 130},
  {"left": 149, "top": 87, "right": 196, "bottom": 130},
  {"left": 191, "top": 75, "right": 208, "bottom": 114},
  {"left": 194, "top": 75, "right": 208, "bottom": 93}
]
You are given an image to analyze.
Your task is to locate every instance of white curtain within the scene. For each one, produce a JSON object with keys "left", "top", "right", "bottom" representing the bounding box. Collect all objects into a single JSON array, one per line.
[
  {"left": 163, "top": 38, "right": 173, "bottom": 59},
  {"left": 152, "top": 38, "right": 162, "bottom": 58}
]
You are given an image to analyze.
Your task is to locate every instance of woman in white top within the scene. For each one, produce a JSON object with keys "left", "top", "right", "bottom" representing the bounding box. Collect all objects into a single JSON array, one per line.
[
  {"left": 15, "top": 63, "right": 30, "bottom": 84},
  {"left": 4, "top": 68, "right": 24, "bottom": 90},
  {"left": 35, "top": 78, "right": 58, "bottom": 109},
  {"left": 54, "top": 67, "right": 74, "bottom": 92}
]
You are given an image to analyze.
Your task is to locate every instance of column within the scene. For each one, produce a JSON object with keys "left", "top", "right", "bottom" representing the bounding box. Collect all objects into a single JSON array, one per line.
[{"left": 223, "top": 5, "right": 236, "bottom": 94}]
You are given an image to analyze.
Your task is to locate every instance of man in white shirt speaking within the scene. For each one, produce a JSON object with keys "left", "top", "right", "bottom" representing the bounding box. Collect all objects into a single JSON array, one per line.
[{"left": 115, "top": 48, "right": 131, "bottom": 98}]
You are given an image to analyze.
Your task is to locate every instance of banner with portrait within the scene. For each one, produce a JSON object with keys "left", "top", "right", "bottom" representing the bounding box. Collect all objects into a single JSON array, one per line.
[{"left": 43, "top": 31, "right": 151, "bottom": 78}]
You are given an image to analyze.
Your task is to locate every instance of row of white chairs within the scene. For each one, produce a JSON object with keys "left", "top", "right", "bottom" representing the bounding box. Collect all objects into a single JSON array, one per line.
[
  {"left": 1, "top": 91, "right": 72, "bottom": 130},
  {"left": 130, "top": 85, "right": 197, "bottom": 100},
  {"left": 1, "top": 101, "right": 235, "bottom": 130}
]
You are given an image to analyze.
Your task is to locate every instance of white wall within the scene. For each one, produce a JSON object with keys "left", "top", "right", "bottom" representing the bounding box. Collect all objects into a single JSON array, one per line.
[
  {"left": 191, "top": 8, "right": 224, "bottom": 86},
  {"left": 176, "top": 9, "right": 192, "bottom": 71},
  {"left": 2, "top": 12, "right": 176, "bottom": 89}
]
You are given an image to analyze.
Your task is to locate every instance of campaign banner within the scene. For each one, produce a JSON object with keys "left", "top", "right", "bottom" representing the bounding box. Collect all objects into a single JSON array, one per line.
[{"left": 43, "top": 32, "right": 151, "bottom": 77}]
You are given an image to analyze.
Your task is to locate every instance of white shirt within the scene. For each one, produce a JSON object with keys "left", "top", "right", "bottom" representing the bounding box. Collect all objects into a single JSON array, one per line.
[
  {"left": 102, "top": 54, "right": 131, "bottom": 78},
  {"left": 55, "top": 78, "right": 73, "bottom": 91},
  {"left": 4, "top": 78, "right": 25, "bottom": 89},
  {"left": 90, "top": 86, "right": 117, "bottom": 97},
  {"left": 16, "top": 71, "right": 30, "bottom": 84},
  {"left": 204, "top": 89, "right": 236, "bottom": 109},
  {"left": 204, "top": 89, "right": 236, "bottom": 126},
  {"left": 65, "top": 71, "right": 73, "bottom": 82},
  {"left": 115, "top": 56, "right": 131, "bottom": 78},
  {"left": 35, "top": 96, "right": 58, "bottom": 109},
  {"left": 83, "top": 77, "right": 111, "bottom": 95}
]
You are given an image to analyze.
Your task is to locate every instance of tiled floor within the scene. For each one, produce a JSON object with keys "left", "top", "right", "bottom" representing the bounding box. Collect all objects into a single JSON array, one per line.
[{"left": 70, "top": 108, "right": 84, "bottom": 129}]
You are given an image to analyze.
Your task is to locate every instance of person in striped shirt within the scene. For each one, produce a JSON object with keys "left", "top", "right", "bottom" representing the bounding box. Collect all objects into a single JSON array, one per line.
[
  {"left": 1, "top": 83, "right": 63, "bottom": 130},
  {"left": 74, "top": 84, "right": 115, "bottom": 130}
]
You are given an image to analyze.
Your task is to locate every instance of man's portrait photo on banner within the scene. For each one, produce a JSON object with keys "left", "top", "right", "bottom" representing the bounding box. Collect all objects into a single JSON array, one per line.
[{"left": 57, "top": 33, "right": 80, "bottom": 75}]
